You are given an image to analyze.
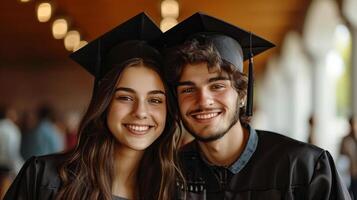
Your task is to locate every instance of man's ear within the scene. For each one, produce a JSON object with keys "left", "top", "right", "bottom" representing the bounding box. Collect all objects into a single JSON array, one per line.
[{"left": 239, "top": 94, "right": 247, "bottom": 108}]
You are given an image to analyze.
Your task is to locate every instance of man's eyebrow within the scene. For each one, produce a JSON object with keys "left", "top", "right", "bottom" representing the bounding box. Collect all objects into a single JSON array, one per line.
[
  {"left": 115, "top": 87, "right": 135, "bottom": 93},
  {"left": 177, "top": 77, "right": 229, "bottom": 87},
  {"left": 177, "top": 81, "right": 195, "bottom": 87},
  {"left": 208, "top": 76, "right": 230, "bottom": 83}
]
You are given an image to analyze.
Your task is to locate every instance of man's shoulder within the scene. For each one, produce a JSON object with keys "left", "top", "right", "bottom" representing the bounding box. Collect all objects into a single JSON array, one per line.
[
  {"left": 179, "top": 130, "right": 325, "bottom": 161},
  {"left": 257, "top": 129, "right": 322, "bottom": 148},
  {"left": 255, "top": 129, "right": 325, "bottom": 161}
]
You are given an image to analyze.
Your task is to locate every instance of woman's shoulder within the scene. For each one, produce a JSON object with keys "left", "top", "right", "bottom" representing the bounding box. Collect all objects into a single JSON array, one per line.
[
  {"left": 31, "top": 153, "right": 67, "bottom": 168},
  {"left": 3, "top": 153, "right": 67, "bottom": 199},
  {"left": 20, "top": 153, "right": 66, "bottom": 187}
]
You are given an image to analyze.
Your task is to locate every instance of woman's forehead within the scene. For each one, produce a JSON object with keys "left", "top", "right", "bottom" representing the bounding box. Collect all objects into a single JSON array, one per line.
[{"left": 116, "top": 65, "right": 165, "bottom": 93}]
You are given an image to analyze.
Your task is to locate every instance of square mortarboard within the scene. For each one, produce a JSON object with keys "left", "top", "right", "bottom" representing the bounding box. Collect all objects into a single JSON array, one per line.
[
  {"left": 161, "top": 12, "right": 274, "bottom": 72},
  {"left": 161, "top": 12, "right": 275, "bottom": 116},
  {"left": 70, "top": 12, "right": 162, "bottom": 80}
]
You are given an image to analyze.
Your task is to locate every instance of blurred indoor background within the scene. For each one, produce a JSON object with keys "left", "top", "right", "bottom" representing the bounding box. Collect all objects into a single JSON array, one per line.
[{"left": 1, "top": 0, "right": 357, "bottom": 198}]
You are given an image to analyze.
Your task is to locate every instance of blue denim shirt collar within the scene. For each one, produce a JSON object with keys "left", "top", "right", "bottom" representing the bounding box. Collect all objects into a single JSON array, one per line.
[
  {"left": 228, "top": 124, "right": 258, "bottom": 174},
  {"left": 196, "top": 125, "right": 259, "bottom": 174}
]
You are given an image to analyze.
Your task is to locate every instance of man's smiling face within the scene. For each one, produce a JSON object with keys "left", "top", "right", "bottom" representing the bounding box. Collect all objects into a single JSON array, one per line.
[{"left": 177, "top": 62, "right": 241, "bottom": 142}]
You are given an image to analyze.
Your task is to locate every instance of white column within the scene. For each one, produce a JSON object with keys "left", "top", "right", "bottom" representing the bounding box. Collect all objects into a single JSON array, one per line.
[
  {"left": 353, "top": 28, "right": 357, "bottom": 117},
  {"left": 279, "top": 31, "right": 312, "bottom": 142},
  {"left": 254, "top": 56, "right": 285, "bottom": 133},
  {"left": 303, "top": 0, "right": 342, "bottom": 157},
  {"left": 343, "top": 0, "right": 357, "bottom": 118}
]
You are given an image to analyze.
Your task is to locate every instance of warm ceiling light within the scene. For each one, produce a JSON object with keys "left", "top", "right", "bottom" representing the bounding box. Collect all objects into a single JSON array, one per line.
[
  {"left": 37, "top": 2, "right": 52, "bottom": 22},
  {"left": 160, "top": 17, "right": 178, "bottom": 32},
  {"left": 73, "top": 40, "right": 88, "bottom": 52},
  {"left": 161, "top": 0, "right": 179, "bottom": 18},
  {"left": 64, "top": 30, "right": 81, "bottom": 51},
  {"left": 52, "top": 19, "right": 68, "bottom": 39},
  {"left": 20, "top": 0, "right": 31, "bottom": 2}
]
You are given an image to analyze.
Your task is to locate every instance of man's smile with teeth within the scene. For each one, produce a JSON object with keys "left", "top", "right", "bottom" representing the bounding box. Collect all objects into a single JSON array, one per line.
[{"left": 191, "top": 112, "right": 221, "bottom": 120}]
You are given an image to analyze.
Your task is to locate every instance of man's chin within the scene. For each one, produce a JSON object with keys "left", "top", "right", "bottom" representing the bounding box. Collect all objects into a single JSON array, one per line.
[
  {"left": 189, "top": 130, "right": 227, "bottom": 142},
  {"left": 182, "top": 121, "right": 227, "bottom": 142}
]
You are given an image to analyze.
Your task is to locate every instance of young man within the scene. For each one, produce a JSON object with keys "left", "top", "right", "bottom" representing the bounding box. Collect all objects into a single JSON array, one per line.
[{"left": 162, "top": 13, "right": 351, "bottom": 199}]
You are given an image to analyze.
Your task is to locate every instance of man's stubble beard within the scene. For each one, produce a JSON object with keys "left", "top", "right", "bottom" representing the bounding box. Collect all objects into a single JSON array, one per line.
[{"left": 181, "top": 101, "right": 241, "bottom": 142}]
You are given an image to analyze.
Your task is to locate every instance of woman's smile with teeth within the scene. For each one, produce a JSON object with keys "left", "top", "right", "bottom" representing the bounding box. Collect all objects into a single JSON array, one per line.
[
  {"left": 193, "top": 112, "right": 219, "bottom": 119},
  {"left": 125, "top": 124, "right": 151, "bottom": 132}
]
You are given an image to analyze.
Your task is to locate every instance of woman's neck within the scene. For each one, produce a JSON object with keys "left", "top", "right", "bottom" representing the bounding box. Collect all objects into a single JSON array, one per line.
[{"left": 112, "top": 146, "right": 144, "bottom": 199}]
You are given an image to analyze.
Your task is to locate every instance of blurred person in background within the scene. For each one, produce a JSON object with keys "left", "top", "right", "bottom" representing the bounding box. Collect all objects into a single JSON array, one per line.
[
  {"left": 52, "top": 113, "right": 68, "bottom": 151},
  {"left": 341, "top": 116, "right": 357, "bottom": 199},
  {"left": 307, "top": 115, "right": 316, "bottom": 145},
  {"left": 31, "top": 105, "right": 65, "bottom": 156},
  {"left": 0, "top": 105, "right": 24, "bottom": 175},
  {"left": 19, "top": 110, "right": 39, "bottom": 160},
  {"left": 64, "top": 112, "right": 80, "bottom": 150}
]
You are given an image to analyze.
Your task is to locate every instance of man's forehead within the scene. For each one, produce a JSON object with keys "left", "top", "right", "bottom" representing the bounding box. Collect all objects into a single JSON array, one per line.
[{"left": 180, "top": 63, "right": 228, "bottom": 79}]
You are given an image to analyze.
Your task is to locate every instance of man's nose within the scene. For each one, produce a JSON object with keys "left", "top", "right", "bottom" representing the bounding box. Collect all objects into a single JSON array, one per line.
[{"left": 196, "top": 88, "right": 214, "bottom": 107}]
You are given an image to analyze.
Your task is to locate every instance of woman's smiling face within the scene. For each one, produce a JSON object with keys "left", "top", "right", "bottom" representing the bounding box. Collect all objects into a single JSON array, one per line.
[{"left": 107, "top": 64, "right": 167, "bottom": 152}]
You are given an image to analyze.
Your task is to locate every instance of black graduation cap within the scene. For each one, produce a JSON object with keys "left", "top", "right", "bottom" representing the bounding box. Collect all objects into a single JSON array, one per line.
[
  {"left": 161, "top": 12, "right": 275, "bottom": 117},
  {"left": 70, "top": 12, "right": 162, "bottom": 81}
]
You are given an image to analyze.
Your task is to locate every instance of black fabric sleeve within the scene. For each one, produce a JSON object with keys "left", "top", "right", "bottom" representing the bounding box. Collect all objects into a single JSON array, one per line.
[
  {"left": 308, "top": 151, "right": 351, "bottom": 200},
  {"left": 3, "top": 157, "right": 39, "bottom": 200}
]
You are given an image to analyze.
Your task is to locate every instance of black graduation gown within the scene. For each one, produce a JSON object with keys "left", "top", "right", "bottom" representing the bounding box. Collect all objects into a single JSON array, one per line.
[
  {"left": 3, "top": 154, "right": 64, "bottom": 200},
  {"left": 177, "top": 130, "right": 352, "bottom": 200},
  {"left": 3, "top": 154, "right": 129, "bottom": 200}
]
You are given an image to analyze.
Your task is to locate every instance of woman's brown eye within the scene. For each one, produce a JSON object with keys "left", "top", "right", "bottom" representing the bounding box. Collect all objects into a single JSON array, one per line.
[
  {"left": 149, "top": 98, "right": 163, "bottom": 104},
  {"left": 117, "top": 96, "right": 133, "bottom": 101}
]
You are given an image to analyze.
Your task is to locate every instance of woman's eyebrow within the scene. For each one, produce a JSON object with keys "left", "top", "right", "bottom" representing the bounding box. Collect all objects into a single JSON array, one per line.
[
  {"left": 148, "top": 90, "right": 166, "bottom": 96},
  {"left": 115, "top": 87, "right": 135, "bottom": 93},
  {"left": 115, "top": 87, "right": 166, "bottom": 96}
]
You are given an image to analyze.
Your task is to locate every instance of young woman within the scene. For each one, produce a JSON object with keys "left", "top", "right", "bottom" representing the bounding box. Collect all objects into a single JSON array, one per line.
[{"left": 4, "top": 13, "right": 183, "bottom": 200}]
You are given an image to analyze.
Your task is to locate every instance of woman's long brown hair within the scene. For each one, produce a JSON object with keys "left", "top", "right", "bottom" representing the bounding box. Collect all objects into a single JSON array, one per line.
[{"left": 56, "top": 58, "right": 183, "bottom": 200}]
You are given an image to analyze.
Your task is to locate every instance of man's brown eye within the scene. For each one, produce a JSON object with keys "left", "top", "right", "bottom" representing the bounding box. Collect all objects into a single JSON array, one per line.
[
  {"left": 181, "top": 87, "right": 195, "bottom": 94},
  {"left": 211, "top": 84, "right": 225, "bottom": 90}
]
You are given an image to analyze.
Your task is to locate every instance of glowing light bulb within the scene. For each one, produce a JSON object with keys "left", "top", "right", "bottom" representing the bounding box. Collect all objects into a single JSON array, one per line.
[
  {"left": 37, "top": 2, "right": 52, "bottom": 23},
  {"left": 161, "top": 0, "right": 179, "bottom": 18},
  {"left": 64, "top": 30, "right": 81, "bottom": 51},
  {"left": 52, "top": 18, "right": 68, "bottom": 39},
  {"left": 160, "top": 17, "right": 177, "bottom": 32}
]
